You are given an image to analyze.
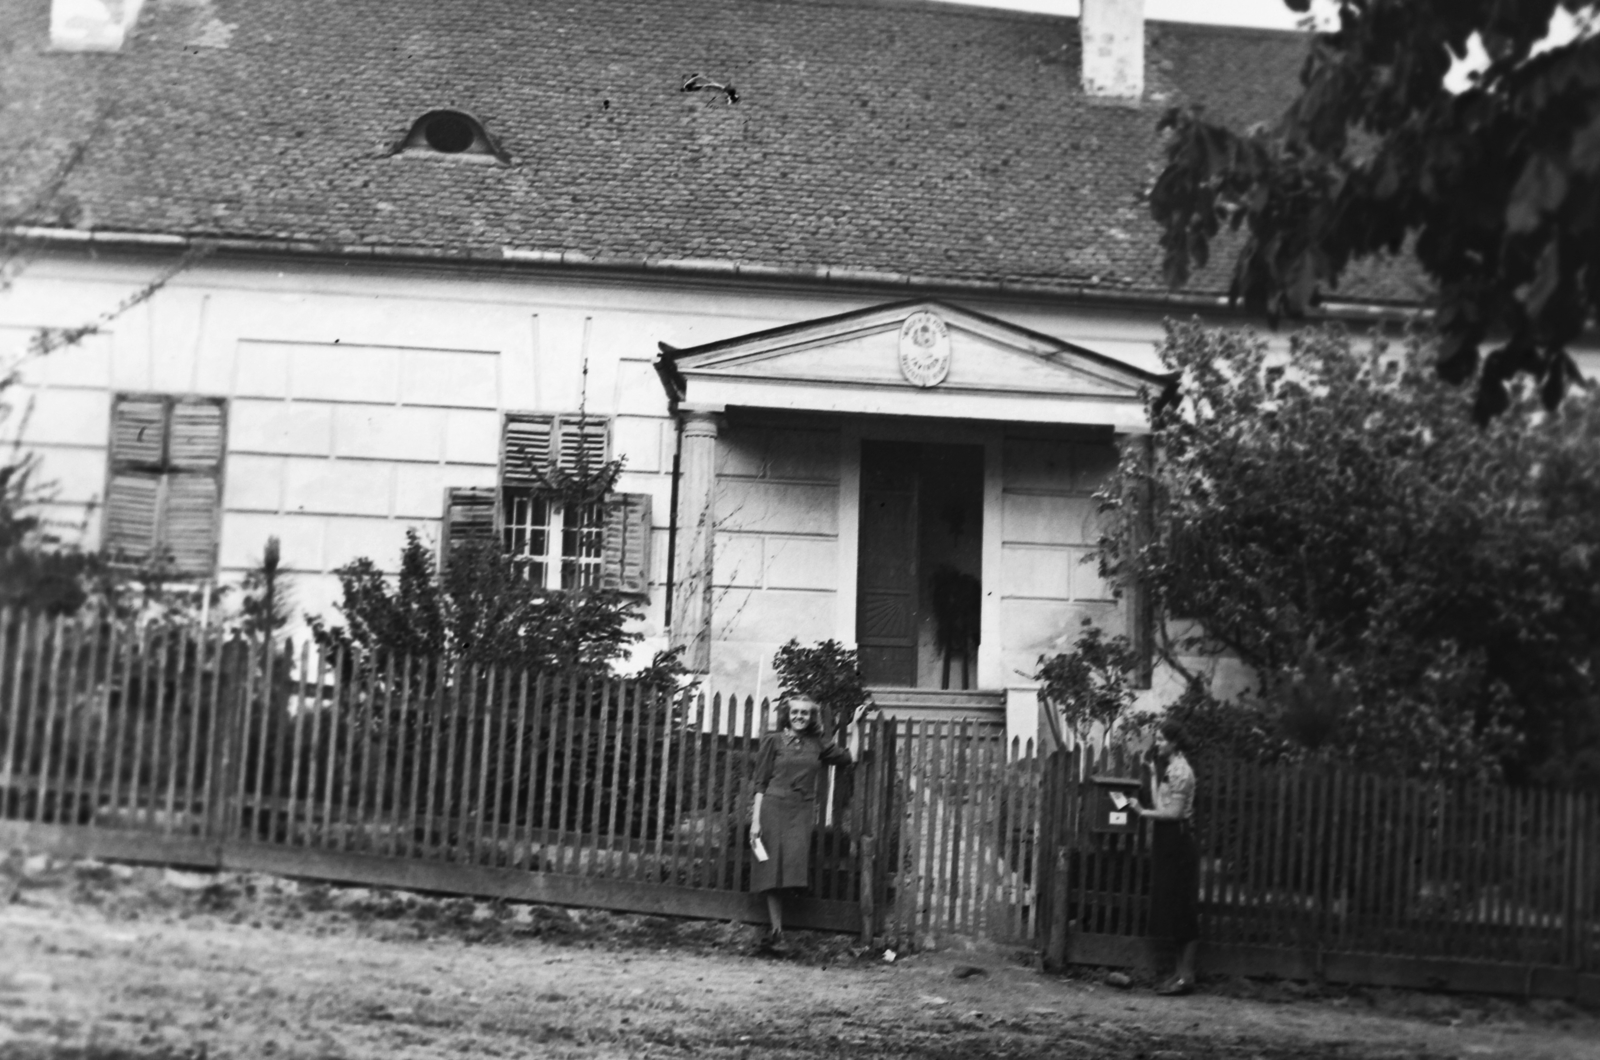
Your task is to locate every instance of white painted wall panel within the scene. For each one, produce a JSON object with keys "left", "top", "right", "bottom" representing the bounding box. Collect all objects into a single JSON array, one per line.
[
  {"left": 764, "top": 536, "right": 837, "bottom": 591},
  {"left": 289, "top": 344, "right": 401, "bottom": 404},
  {"left": 284, "top": 459, "right": 392, "bottom": 517},
  {"left": 442, "top": 408, "right": 500, "bottom": 465},
  {"left": 713, "top": 533, "right": 764, "bottom": 589},
  {"left": 1000, "top": 544, "right": 1073, "bottom": 600},
  {"left": 233, "top": 340, "right": 293, "bottom": 398},
  {"left": 229, "top": 400, "right": 333, "bottom": 456},
  {"left": 224, "top": 454, "right": 285, "bottom": 512},
  {"left": 614, "top": 359, "right": 668, "bottom": 417},
  {"left": 613, "top": 416, "right": 663, "bottom": 473},
  {"left": 12, "top": 387, "right": 110, "bottom": 447},
  {"left": 713, "top": 587, "right": 835, "bottom": 645},
  {"left": 24, "top": 446, "right": 107, "bottom": 503},
  {"left": 715, "top": 480, "right": 839, "bottom": 535},
  {"left": 1002, "top": 493, "right": 1099, "bottom": 546},
  {"left": 332, "top": 405, "right": 446, "bottom": 462},
  {"left": 400, "top": 349, "right": 498, "bottom": 408},
  {"left": 37, "top": 334, "right": 113, "bottom": 389}
]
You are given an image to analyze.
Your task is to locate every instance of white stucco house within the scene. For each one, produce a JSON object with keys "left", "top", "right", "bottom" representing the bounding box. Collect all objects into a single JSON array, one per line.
[{"left": 1, "top": 0, "right": 1458, "bottom": 733}]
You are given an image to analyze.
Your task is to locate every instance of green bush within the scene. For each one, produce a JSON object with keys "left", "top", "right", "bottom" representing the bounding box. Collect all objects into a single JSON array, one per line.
[
  {"left": 1034, "top": 619, "right": 1139, "bottom": 746},
  {"left": 1097, "top": 322, "right": 1600, "bottom": 786},
  {"left": 312, "top": 530, "right": 685, "bottom": 685},
  {"left": 772, "top": 638, "right": 872, "bottom": 742}
]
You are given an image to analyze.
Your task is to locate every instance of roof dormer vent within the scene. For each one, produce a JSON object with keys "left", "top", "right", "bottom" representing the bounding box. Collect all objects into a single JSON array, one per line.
[{"left": 400, "top": 109, "right": 505, "bottom": 161}]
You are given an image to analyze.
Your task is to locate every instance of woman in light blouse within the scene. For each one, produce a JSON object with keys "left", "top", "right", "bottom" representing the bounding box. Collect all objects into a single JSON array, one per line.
[{"left": 1130, "top": 717, "right": 1199, "bottom": 995}]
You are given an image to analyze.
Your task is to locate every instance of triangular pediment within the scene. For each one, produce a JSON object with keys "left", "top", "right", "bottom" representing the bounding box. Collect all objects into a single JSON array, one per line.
[{"left": 658, "top": 302, "right": 1166, "bottom": 415}]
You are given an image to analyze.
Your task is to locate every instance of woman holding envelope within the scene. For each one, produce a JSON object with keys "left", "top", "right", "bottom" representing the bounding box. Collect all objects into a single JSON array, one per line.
[
  {"left": 1130, "top": 717, "right": 1200, "bottom": 995},
  {"left": 748, "top": 695, "right": 853, "bottom": 953}
]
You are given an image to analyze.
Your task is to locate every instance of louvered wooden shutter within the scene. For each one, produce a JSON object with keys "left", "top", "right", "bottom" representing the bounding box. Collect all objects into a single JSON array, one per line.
[
  {"left": 104, "top": 396, "right": 168, "bottom": 562},
  {"left": 503, "top": 414, "right": 556, "bottom": 487},
  {"left": 105, "top": 395, "right": 225, "bottom": 575},
  {"left": 111, "top": 397, "right": 167, "bottom": 466},
  {"left": 163, "top": 474, "right": 220, "bottom": 573},
  {"left": 600, "top": 492, "right": 652, "bottom": 596},
  {"left": 168, "top": 401, "right": 225, "bottom": 468},
  {"left": 103, "top": 473, "right": 159, "bottom": 561},
  {"left": 443, "top": 486, "right": 497, "bottom": 568},
  {"left": 557, "top": 417, "right": 609, "bottom": 474}
]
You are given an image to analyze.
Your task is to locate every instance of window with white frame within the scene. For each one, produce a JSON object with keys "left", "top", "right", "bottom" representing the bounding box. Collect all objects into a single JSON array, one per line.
[
  {"left": 442, "top": 413, "right": 653, "bottom": 596},
  {"left": 503, "top": 493, "right": 605, "bottom": 590}
]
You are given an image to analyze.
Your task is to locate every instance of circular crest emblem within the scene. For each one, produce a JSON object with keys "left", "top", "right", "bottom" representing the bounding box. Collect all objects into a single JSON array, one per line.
[{"left": 898, "top": 311, "right": 951, "bottom": 388}]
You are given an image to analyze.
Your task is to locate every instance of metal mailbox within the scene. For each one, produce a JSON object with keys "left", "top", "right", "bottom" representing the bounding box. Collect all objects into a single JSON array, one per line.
[{"left": 1090, "top": 774, "right": 1143, "bottom": 835}]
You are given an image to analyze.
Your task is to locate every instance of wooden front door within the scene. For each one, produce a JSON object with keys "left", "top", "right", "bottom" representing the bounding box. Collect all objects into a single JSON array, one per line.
[{"left": 856, "top": 441, "right": 920, "bottom": 686}]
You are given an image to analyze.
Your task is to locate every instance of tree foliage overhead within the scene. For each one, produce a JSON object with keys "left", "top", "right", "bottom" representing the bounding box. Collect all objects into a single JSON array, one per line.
[
  {"left": 1097, "top": 321, "right": 1600, "bottom": 786},
  {"left": 1152, "top": 0, "right": 1600, "bottom": 421}
]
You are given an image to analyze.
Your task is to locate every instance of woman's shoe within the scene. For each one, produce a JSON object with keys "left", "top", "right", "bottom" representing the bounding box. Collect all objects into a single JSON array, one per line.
[
  {"left": 765, "top": 929, "right": 791, "bottom": 956},
  {"left": 1155, "top": 977, "right": 1194, "bottom": 996}
]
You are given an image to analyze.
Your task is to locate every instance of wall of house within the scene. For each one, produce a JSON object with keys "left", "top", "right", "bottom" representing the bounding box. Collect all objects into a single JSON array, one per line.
[
  {"left": 0, "top": 250, "right": 843, "bottom": 653},
  {"left": 997, "top": 431, "right": 1123, "bottom": 684},
  {"left": 1, "top": 247, "right": 1213, "bottom": 693},
  {"left": 708, "top": 416, "right": 843, "bottom": 696}
]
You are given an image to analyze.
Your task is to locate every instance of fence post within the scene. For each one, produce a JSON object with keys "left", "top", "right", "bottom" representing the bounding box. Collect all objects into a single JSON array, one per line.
[
  {"left": 1046, "top": 845, "right": 1071, "bottom": 971},
  {"left": 859, "top": 833, "right": 877, "bottom": 945},
  {"left": 205, "top": 636, "right": 247, "bottom": 841}
]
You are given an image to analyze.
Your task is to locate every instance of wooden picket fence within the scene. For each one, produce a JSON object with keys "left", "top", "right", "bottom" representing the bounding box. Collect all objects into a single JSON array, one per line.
[
  {"left": 867, "top": 722, "right": 1044, "bottom": 951},
  {"left": 1030, "top": 743, "right": 1600, "bottom": 1002},
  {"left": 2, "top": 607, "right": 1597, "bottom": 1001},
  {"left": 0, "top": 610, "right": 883, "bottom": 931}
]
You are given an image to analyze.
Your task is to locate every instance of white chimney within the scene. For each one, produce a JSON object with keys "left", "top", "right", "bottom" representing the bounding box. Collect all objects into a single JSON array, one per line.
[
  {"left": 1081, "top": 0, "right": 1145, "bottom": 102},
  {"left": 50, "top": 0, "right": 146, "bottom": 52}
]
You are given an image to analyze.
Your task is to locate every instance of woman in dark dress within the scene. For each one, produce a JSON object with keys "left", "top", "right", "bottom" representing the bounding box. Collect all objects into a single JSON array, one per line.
[
  {"left": 748, "top": 695, "right": 852, "bottom": 952},
  {"left": 1130, "top": 718, "right": 1200, "bottom": 995}
]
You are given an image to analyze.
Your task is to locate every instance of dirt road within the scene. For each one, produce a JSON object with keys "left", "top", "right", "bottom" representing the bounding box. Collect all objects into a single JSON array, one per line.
[{"left": 2, "top": 854, "right": 1596, "bottom": 1059}]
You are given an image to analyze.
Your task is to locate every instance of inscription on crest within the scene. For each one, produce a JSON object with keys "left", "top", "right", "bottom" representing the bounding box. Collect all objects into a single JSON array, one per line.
[{"left": 898, "top": 311, "right": 951, "bottom": 388}]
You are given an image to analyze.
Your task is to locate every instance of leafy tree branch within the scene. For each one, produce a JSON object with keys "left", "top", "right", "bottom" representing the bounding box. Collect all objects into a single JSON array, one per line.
[{"left": 1151, "top": 0, "right": 1600, "bottom": 421}]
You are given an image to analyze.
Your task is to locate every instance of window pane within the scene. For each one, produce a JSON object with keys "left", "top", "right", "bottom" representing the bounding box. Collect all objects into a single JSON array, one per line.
[
  {"left": 561, "top": 501, "right": 605, "bottom": 590},
  {"left": 504, "top": 490, "right": 555, "bottom": 588}
]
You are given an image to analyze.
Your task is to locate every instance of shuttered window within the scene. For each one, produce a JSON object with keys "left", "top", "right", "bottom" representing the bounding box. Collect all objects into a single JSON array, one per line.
[
  {"left": 501, "top": 413, "right": 609, "bottom": 486},
  {"left": 104, "top": 395, "right": 226, "bottom": 576},
  {"left": 442, "top": 413, "right": 651, "bottom": 597}
]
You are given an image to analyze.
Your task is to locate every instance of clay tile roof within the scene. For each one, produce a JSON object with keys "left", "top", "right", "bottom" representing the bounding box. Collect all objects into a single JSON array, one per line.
[{"left": 0, "top": 0, "right": 1412, "bottom": 304}]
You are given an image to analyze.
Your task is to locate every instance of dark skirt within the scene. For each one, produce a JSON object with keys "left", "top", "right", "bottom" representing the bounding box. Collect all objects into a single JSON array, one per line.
[
  {"left": 1149, "top": 820, "right": 1199, "bottom": 943},
  {"left": 751, "top": 794, "right": 814, "bottom": 893}
]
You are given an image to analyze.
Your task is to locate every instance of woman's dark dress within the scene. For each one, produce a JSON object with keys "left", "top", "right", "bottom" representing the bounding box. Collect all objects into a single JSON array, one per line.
[
  {"left": 1148, "top": 820, "right": 1199, "bottom": 943},
  {"left": 750, "top": 731, "right": 851, "bottom": 893},
  {"left": 1147, "top": 752, "right": 1199, "bottom": 944}
]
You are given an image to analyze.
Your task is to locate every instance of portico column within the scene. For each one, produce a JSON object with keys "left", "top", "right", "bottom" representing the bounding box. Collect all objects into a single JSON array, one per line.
[
  {"left": 1119, "top": 430, "right": 1155, "bottom": 689},
  {"left": 671, "top": 410, "right": 720, "bottom": 674}
]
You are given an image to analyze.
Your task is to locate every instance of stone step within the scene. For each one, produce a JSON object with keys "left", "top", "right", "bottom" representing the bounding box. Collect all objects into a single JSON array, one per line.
[{"left": 865, "top": 687, "right": 1006, "bottom": 725}]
